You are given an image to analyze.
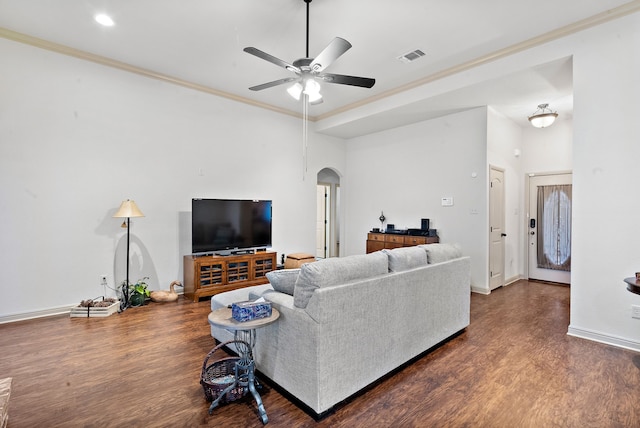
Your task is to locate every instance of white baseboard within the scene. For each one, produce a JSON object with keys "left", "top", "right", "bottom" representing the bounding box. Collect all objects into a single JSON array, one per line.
[
  {"left": 567, "top": 325, "right": 640, "bottom": 353},
  {"left": 0, "top": 291, "right": 187, "bottom": 324},
  {"left": 0, "top": 305, "right": 76, "bottom": 324},
  {"left": 505, "top": 275, "right": 523, "bottom": 286},
  {"left": 471, "top": 286, "right": 490, "bottom": 295},
  {"left": 471, "top": 276, "right": 523, "bottom": 295}
]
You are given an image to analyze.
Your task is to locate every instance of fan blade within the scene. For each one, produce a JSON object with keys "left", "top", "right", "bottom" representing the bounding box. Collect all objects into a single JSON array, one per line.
[
  {"left": 248, "top": 77, "right": 298, "bottom": 91},
  {"left": 318, "top": 73, "right": 375, "bottom": 88},
  {"left": 309, "top": 37, "right": 352, "bottom": 72},
  {"left": 243, "top": 47, "right": 300, "bottom": 73}
]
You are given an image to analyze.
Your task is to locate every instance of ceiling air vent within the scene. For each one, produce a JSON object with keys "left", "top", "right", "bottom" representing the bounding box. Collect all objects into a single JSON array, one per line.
[{"left": 398, "top": 49, "right": 426, "bottom": 63}]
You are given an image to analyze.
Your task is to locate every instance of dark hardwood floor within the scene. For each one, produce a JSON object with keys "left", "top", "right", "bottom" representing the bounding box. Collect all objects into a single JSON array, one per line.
[{"left": 1, "top": 280, "right": 639, "bottom": 427}]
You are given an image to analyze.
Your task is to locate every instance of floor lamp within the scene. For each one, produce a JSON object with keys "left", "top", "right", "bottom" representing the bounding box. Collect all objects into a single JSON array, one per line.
[{"left": 113, "top": 199, "right": 145, "bottom": 310}]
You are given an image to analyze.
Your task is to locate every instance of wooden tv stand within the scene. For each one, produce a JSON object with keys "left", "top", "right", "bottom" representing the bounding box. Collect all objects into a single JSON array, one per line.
[{"left": 183, "top": 251, "right": 276, "bottom": 302}]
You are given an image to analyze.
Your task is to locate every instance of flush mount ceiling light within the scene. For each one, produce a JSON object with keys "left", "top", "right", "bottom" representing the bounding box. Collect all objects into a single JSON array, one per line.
[
  {"left": 528, "top": 103, "right": 558, "bottom": 128},
  {"left": 94, "top": 13, "right": 115, "bottom": 27}
]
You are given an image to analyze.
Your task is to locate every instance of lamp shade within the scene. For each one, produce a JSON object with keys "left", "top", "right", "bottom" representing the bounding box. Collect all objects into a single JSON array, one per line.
[
  {"left": 113, "top": 199, "right": 144, "bottom": 218},
  {"left": 528, "top": 103, "right": 558, "bottom": 128}
]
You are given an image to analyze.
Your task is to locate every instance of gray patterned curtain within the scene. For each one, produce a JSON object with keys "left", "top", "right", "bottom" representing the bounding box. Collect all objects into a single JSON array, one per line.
[{"left": 537, "top": 184, "right": 572, "bottom": 271}]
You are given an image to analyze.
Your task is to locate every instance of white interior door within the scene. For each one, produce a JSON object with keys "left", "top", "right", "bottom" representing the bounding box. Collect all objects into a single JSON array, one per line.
[
  {"left": 324, "top": 185, "right": 331, "bottom": 256},
  {"left": 489, "top": 166, "right": 505, "bottom": 290},
  {"left": 316, "top": 168, "right": 341, "bottom": 258},
  {"left": 316, "top": 185, "right": 328, "bottom": 259},
  {"left": 527, "top": 173, "right": 572, "bottom": 284},
  {"left": 334, "top": 184, "right": 340, "bottom": 257}
]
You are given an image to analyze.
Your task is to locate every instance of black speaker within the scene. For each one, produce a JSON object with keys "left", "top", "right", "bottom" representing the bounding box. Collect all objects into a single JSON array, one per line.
[{"left": 421, "top": 218, "right": 430, "bottom": 230}]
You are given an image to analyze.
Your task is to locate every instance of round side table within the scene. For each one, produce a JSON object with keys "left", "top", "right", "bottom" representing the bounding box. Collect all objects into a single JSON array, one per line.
[{"left": 207, "top": 307, "right": 280, "bottom": 424}]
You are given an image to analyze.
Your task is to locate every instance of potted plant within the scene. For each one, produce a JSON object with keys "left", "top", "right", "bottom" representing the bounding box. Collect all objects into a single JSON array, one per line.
[{"left": 128, "top": 277, "right": 150, "bottom": 307}]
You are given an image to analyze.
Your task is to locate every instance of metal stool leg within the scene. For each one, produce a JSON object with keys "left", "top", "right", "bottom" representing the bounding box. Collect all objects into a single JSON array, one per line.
[{"left": 234, "top": 329, "right": 268, "bottom": 424}]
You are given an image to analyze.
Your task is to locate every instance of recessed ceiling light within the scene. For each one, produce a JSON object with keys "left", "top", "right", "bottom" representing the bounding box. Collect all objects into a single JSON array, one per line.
[{"left": 95, "top": 14, "right": 115, "bottom": 27}]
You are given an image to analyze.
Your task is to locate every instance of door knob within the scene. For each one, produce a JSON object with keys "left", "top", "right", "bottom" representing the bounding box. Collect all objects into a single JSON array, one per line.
[{"left": 501, "top": 233, "right": 507, "bottom": 237}]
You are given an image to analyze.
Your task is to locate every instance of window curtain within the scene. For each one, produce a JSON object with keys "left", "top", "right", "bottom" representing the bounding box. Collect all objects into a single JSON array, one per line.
[{"left": 537, "top": 184, "right": 572, "bottom": 271}]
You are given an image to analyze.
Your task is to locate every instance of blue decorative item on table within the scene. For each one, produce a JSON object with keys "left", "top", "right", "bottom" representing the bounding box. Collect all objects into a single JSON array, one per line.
[{"left": 232, "top": 300, "right": 272, "bottom": 322}]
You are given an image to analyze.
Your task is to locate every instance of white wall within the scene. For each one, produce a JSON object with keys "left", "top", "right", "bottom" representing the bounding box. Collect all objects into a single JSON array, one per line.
[
  {"left": 343, "top": 108, "right": 488, "bottom": 290},
  {"left": 567, "top": 13, "right": 640, "bottom": 349},
  {"left": 522, "top": 119, "right": 573, "bottom": 173},
  {"left": 0, "top": 38, "right": 344, "bottom": 320}
]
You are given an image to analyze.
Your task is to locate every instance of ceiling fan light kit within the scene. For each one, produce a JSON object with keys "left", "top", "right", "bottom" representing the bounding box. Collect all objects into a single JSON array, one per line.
[
  {"left": 243, "top": 0, "right": 375, "bottom": 104},
  {"left": 304, "top": 79, "right": 320, "bottom": 94},
  {"left": 287, "top": 82, "right": 303, "bottom": 100},
  {"left": 528, "top": 103, "right": 558, "bottom": 128}
]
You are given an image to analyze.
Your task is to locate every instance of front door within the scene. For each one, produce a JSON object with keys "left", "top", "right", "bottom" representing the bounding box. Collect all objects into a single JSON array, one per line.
[{"left": 527, "top": 172, "right": 572, "bottom": 284}]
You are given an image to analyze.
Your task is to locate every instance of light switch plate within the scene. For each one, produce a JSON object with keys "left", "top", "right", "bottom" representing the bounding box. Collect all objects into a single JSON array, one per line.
[{"left": 441, "top": 197, "right": 454, "bottom": 206}]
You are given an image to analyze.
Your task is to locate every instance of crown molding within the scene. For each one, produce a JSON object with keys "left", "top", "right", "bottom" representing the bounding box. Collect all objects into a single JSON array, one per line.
[
  {"left": 316, "top": 0, "right": 640, "bottom": 121},
  {"left": 2, "top": 1, "right": 640, "bottom": 124},
  {"left": 0, "top": 27, "right": 305, "bottom": 121}
]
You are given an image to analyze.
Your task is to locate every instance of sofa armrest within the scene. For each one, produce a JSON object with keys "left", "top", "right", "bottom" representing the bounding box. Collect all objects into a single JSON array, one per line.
[
  {"left": 210, "top": 283, "right": 274, "bottom": 311},
  {"left": 260, "top": 289, "right": 296, "bottom": 308},
  {"left": 253, "top": 290, "right": 324, "bottom": 409}
]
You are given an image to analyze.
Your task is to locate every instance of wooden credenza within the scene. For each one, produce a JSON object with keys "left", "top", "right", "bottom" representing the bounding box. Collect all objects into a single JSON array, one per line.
[
  {"left": 366, "top": 233, "right": 439, "bottom": 253},
  {"left": 183, "top": 251, "right": 276, "bottom": 302}
]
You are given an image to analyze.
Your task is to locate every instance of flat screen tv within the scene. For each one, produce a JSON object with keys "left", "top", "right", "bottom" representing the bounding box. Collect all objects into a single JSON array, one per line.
[{"left": 192, "top": 199, "right": 272, "bottom": 254}]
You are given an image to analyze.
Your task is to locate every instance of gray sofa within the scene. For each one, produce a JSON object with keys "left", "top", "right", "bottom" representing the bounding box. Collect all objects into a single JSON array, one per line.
[{"left": 208, "top": 244, "right": 471, "bottom": 417}]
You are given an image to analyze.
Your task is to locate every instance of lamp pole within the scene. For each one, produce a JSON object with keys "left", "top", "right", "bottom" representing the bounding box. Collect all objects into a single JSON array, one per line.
[
  {"left": 113, "top": 199, "right": 144, "bottom": 311},
  {"left": 123, "top": 216, "right": 131, "bottom": 310}
]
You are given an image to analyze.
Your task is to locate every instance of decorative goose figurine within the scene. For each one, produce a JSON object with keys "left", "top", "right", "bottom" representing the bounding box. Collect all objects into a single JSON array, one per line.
[{"left": 150, "top": 280, "right": 181, "bottom": 303}]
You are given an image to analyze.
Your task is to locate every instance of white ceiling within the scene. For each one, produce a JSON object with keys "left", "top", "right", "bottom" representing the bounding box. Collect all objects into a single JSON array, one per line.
[{"left": 1, "top": 0, "right": 637, "bottom": 137}]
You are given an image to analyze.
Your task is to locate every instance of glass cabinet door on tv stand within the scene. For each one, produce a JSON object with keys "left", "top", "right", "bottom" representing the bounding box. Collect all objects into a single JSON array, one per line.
[{"left": 183, "top": 251, "right": 276, "bottom": 302}]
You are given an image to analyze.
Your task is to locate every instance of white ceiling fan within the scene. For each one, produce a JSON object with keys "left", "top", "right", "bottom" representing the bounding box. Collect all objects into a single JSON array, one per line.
[{"left": 243, "top": 0, "right": 375, "bottom": 104}]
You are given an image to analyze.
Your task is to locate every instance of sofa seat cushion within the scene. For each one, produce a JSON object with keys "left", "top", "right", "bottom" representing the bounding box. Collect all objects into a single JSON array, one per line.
[
  {"left": 266, "top": 268, "right": 300, "bottom": 295},
  {"left": 293, "top": 251, "right": 389, "bottom": 308},
  {"left": 419, "top": 243, "right": 463, "bottom": 264},
  {"left": 383, "top": 246, "right": 428, "bottom": 272}
]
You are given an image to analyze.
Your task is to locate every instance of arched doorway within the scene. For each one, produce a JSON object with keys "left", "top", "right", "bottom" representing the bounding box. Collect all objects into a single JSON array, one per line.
[{"left": 316, "top": 168, "right": 341, "bottom": 259}]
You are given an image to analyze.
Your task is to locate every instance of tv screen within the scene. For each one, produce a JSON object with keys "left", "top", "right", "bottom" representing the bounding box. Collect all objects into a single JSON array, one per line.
[{"left": 192, "top": 199, "right": 272, "bottom": 254}]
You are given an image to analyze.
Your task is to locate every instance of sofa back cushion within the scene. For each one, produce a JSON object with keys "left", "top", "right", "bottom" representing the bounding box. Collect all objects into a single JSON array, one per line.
[
  {"left": 419, "top": 243, "right": 463, "bottom": 264},
  {"left": 293, "top": 251, "right": 389, "bottom": 308},
  {"left": 266, "top": 269, "right": 300, "bottom": 296},
  {"left": 383, "top": 246, "right": 428, "bottom": 272}
]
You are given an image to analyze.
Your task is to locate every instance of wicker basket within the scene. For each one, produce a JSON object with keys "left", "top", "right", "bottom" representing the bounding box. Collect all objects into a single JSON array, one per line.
[{"left": 201, "top": 340, "right": 250, "bottom": 404}]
